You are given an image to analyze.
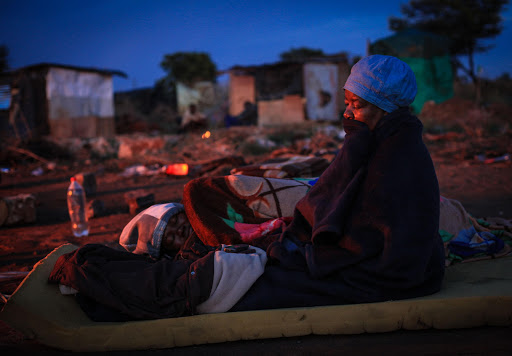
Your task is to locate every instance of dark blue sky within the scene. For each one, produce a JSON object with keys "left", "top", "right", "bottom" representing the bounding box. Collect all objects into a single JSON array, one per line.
[{"left": 2, "top": 0, "right": 511, "bottom": 92}]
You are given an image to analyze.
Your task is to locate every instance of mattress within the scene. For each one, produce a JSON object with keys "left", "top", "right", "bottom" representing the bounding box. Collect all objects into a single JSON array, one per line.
[{"left": 1, "top": 243, "right": 511, "bottom": 352}]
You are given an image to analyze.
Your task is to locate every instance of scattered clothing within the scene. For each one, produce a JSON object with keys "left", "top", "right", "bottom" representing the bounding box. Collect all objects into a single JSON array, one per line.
[
  {"left": 439, "top": 196, "right": 473, "bottom": 237},
  {"left": 448, "top": 226, "right": 505, "bottom": 258},
  {"left": 439, "top": 196, "right": 512, "bottom": 265}
]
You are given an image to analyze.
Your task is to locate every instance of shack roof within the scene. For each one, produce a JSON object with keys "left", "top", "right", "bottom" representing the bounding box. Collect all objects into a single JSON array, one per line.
[{"left": 4, "top": 62, "right": 128, "bottom": 78}]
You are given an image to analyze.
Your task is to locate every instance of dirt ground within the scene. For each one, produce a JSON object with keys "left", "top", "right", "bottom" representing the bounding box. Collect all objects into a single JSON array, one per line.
[{"left": 1, "top": 107, "right": 512, "bottom": 353}]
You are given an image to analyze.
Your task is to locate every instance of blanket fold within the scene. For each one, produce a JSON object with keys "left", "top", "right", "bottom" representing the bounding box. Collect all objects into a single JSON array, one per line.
[
  {"left": 196, "top": 244, "right": 267, "bottom": 314},
  {"left": 230, "top": 155, "right": 330, "bottom": 178}
]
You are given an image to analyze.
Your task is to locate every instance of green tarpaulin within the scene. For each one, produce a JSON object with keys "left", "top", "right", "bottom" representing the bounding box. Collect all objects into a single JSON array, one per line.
[{"left": 369, "top": 29, "right": 454, "bottom": 113}]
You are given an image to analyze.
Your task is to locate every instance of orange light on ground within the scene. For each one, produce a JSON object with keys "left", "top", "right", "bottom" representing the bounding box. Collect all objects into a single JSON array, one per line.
[
  {"left": 202, "top": 131, "right": 211, "bottom": 139},
  {"left": 165, "top": 163, "right": 189, "bottom": 176}
]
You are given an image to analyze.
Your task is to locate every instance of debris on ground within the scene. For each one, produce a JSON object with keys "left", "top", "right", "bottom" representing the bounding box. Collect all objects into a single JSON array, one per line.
[
  {"left": 0, "top": 194, "right": 37, "bottom": 227},
  {"left": 475, "top": 153, "right": 511, "bottom": 164},
  {"left": 124, "top": 190, "right": 156, "bottom": 215}
]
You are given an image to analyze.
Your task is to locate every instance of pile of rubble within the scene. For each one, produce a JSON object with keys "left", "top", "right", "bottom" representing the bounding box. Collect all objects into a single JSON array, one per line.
[
  {"left": 34, "top": 123, "right": 346, "bottom": 168},
  {"left": 0, "top": 123, "right": 347, "bottom": 227}
]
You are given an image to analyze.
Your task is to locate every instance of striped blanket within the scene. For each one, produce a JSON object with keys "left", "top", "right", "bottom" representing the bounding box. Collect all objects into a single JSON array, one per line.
[{"left": 183, "top": 174, "right": 318, "bottom": 247}]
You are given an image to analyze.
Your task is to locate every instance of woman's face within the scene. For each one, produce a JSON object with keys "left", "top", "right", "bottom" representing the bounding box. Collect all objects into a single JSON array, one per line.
[
  {"left": 343, "top": 90, "right": 386, "bottom": 130},
  {"left": 161, "top": 212, "right": 192, "bottom": 253}
]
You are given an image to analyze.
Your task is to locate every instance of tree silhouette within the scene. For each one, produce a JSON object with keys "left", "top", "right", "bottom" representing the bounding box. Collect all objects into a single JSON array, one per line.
[
  {"left": 389, "top": 0, "right": 509, "bottom": 84},
  {"left": 154, "top": 51, "right": 217, "bottom": 109},
  {"left": 279, "top": 47, "right": 326, "bottom": 62},
  {"left": 159, "top": 52, "right": 217, "bottom": 87}
]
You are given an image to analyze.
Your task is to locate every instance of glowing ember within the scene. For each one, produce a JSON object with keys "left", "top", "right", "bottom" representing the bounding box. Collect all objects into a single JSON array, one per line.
[
  {"left": 165, "top": 163, "right": 189, "bottom": 176},
  {"left": 202, "top": 131, "right": 211, "bottom": 139}
]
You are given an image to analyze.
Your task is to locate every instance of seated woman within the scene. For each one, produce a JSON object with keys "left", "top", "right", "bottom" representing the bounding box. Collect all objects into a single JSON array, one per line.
[
  {"left": 184, "top": 54, "right": 445, "bottom": 311},
  {"left": 48, "top": 55, "right": 445, "bottom": 320}
]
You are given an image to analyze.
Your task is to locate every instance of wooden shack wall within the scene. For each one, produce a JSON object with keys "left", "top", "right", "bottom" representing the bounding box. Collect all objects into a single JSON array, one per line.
[
  {"left": 228, "top": 60, "right": 349, "bottom": 126},
  {"left": 229, "top": 74, "right": 255, "bottom": 116},
  {"left": 258, "top": 95, "right": 304, "bottom": 127}
]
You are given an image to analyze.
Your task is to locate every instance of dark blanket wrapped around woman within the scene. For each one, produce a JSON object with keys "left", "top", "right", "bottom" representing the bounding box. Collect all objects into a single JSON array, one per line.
[{"left": 231, "top": 107, "right": 445, "bottom": 311}]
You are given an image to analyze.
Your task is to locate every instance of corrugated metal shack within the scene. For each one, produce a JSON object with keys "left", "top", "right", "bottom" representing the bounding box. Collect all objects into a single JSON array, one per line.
[
  {"left": 223, "top": 54, "right": 350, "bottom": 126},
  {"left": 1, "top": 63, "right": 126, "bottom": 140}
]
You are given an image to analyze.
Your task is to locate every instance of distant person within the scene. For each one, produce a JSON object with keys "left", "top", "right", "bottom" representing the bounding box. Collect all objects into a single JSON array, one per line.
[
  {"left": 224, "top": 101, "right": 258, "bottom": 128},
  {"left": 181, "top": 104, "right": 208, "bottom": 133}
]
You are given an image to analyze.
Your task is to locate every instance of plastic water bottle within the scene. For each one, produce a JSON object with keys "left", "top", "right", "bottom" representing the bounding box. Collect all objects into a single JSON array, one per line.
[{"left": 67, "top": 177, "right": 89, "bottom": 237}]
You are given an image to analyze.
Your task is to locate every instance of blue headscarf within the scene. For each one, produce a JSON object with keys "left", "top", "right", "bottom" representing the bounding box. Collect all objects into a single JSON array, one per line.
[{"left": 343, "top": 55, "right": 417, "bottom": 113}]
